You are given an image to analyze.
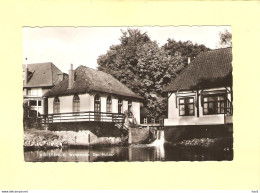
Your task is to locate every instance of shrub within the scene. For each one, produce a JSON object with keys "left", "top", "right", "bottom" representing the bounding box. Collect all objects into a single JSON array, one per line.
[{"left": 23, "top": 102, "right": 42, "bottom": 130}]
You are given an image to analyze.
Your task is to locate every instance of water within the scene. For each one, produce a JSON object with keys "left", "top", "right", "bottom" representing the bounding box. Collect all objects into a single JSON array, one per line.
[{"left": 24, "top": 130, "right": 233, "bottom": 162}]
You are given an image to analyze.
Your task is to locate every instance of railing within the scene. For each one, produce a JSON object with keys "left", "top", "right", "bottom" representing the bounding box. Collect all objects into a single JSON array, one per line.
[
  {"left": 224, "top": 100, "right": 233, "bottom": 124},
  {"left": 225, "top": 99, "right": 233, "bottom": 116},
  {"left": 40, "top": 111, "right": 125, "bottom": 125}
]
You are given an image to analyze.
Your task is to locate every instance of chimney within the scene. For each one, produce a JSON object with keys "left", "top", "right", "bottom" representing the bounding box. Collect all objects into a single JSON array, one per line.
[
  {"left": 188, "top": 57, "right": 191, "bottom": 64},
  {"left": 68, "top": 64, "right": 75, "bottom": 89},
  {"left": 24, "top": 63, "right": 28, "bottom": 85}
]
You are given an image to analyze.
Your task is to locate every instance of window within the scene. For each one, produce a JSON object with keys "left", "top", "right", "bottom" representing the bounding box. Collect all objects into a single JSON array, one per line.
[
  {"left": 128, "top": 101, "right": 133, "bottom": 117},
  {"left": 106, "top": 96, "right": 112, "bottom": 113},
  {"left": 118, "top": 99, "right": 122, "bottom": 114},
  {"left": 30, "top": 100, "right": 37, "bottom": 106},
  {"left": 179, "top": 97, "right": 195, "bottom": 116},
  {"left": 38, "top": 100, "right": 42, "bottom": 106},
  {"left": 73, "top": 94, "right": 80, "bottom": 112},
  {"left": 128, "top": 101, "right": 132, "bottom": 111},
  {"left": 94, "top": 94, "right": 101, "bottom": 121},
  {"left": 94, "top": 94, "right": 101, "bottom": 112},
  {"left": 203, "top": 95, "right": 226, "bottom": 115},
  {"left": 53, "top": 97, "right": 60, "bottom": 114}
]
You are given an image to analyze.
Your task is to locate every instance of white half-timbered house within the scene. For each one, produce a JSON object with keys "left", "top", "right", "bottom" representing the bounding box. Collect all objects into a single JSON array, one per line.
[{"left": 162, "top": 47, "right": 233, "bottom": 128}]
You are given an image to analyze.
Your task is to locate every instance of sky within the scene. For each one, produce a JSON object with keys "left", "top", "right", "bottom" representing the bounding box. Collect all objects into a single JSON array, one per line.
[{"left": 22, "top": 26, "right": 231, "bottom": 73}]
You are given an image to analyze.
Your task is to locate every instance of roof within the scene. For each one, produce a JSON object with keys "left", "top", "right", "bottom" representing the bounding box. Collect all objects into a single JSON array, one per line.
[
  {"left": 23, "top": 62, "right": 63, "bottom": 88},
  {"left": 163, "top": 47, "right": 232, "bottom": 92},
  {"left": 44, "top": 65, "right": 143, "bottom": 100}
]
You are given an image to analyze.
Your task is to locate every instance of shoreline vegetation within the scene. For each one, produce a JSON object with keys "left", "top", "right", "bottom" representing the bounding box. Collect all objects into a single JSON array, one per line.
[
  {"left": 24, "top": 129, "right": 233, "bottom": 152},
  {"left": 166, "top": 136, "right": 233, "bottom": 152},
  {"left": 24, "top": 129, "right": 66, "bottom": 150},
  {"left": 23, "top": 129, "right": 128, "bottom": 151}
]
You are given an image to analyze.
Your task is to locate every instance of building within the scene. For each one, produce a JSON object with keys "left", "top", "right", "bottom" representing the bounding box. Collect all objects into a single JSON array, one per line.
[
  {"left": 23, "top": 62, "right": 64, "bottom": 116},
  {"left": 162, "top": 48, "right": 233, "bottom": 140},
  {"left": 42, "top": 64, "right": 142, "bottom": 125}
]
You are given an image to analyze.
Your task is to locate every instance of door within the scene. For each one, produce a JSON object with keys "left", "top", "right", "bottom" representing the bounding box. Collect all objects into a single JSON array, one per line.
[{"left": 94, "top": 94, "right": 101, "bottom": 121}]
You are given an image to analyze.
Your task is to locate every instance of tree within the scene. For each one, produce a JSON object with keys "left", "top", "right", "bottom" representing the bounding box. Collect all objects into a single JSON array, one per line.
[
  {"left": 97, "top": 28, "right": 210, "bottom": 117},
  {"left": 163, "top": 39, "right": 210, "bottom": 64},
  {"left": 23, "top": 101, "right": 41, "bottom": 130},
  {"left": 98, "top": 28, "right": 152, "bottom": 94},
  {"left": 218, "top": 29, "right": 232, "bottom": 48}
]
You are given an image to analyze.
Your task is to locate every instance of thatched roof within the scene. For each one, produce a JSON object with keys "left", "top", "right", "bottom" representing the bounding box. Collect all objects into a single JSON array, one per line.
[
  {"left": 163, "top": 47, "right": 232, "bottom": 92},
  {"left": 44, "top": 65, "right": 143, "bottom": 100},
  {"left": 23, "top": 62, "right": 63, "bottom": 88}
]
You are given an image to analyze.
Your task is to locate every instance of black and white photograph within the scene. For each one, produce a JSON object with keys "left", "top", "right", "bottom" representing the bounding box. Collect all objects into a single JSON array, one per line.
[{"left": 22, "top": 26, "right": 233, "bottom": 162}]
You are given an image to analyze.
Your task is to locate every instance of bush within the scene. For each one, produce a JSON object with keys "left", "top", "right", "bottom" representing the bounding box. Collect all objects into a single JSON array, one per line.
[{"left": 23, "top": 102, "right": 42, "bottom": 130}]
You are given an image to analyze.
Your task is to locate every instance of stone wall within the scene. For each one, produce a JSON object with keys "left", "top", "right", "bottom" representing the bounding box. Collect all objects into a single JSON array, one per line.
[
  {"left": 128, "top": 127, "right": 150, "bottom": 144},
  {"left": 164, "top": 124, "right": 233, "bottom": 144},
  {"left": 55, "top": 130, "right": 123, "bottom": 146}
]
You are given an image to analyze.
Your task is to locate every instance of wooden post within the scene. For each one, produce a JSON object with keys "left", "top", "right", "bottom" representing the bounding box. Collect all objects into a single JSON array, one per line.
[
  {"left": 128, "top": 146, "right": 132, "bottom": 161},
  {"left": 197, "top": 90, "right": 199, "bottom": 117},
  {"left": 128, "top": 127, "right": 132, "bottom": 144}
]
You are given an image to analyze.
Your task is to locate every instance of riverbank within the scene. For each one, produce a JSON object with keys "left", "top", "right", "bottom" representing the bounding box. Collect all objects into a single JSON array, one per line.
[
  {"left": 169, "top": 136, "right": 233, "bottom": 151},
  {"left": 24, "top": 127, "right": 150, "bottom": 150},
  {"left": 24, "top": 129, "right": 65, "bottom": 150},
  {"left": 24, "top": 129, "right": 127, "bottom": 150}
]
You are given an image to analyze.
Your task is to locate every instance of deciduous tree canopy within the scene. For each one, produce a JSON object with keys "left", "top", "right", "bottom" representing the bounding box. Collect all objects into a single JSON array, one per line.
[
  {"left": 97, "top": 28, "right": 210, "bottom": 117},
  {"left": 218, "top": 29, "right": 232, "bottom": 48}
]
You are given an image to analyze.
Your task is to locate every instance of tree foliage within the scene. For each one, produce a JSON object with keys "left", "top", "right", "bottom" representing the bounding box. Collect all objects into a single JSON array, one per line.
[
  {"left": 97, "top": 28, "right": 210, "bottom": 117},
  {"left": 218, "top": 29, "right": 232, "bottom": 48},
  {"left": 163, "top": 39, "right": 210, "bottom": 63},
  {"left": 23, "top": 101, "right": 41, "bottom": 130}
]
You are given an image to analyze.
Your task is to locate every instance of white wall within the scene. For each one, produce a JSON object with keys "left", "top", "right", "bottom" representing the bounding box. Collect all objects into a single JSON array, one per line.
[
  {"left": 165, "top": 87, "right": 232, "bottom": 126},
  {"left": 59, "top": 95, "right": 73, "bottom": 113},
  {"left": 80, "top": 93, "right": 93, "bottom": 111},
  {"left": 112, "top": 98, "right": 118, "bottom": 113},
  {"left": 100, "top": 96, "right": 107, "bottom": 112},
  {"left": 88, "top": 94, "right": 94, "bottom": 111},
  {"left": 132, "top": 101, "right": 140, "bottom": 124},
  {"left": 23, "top": 88, "right": 27, "bottom": 96},
  {"left": 122, "top": 100, "right": 128, "bottom": 113},
  {"left": 47, "top": 92, "right": 141, "bottom": 124},
  {"left": 48, "top": 97, "right": 54, "bottom": 114}
]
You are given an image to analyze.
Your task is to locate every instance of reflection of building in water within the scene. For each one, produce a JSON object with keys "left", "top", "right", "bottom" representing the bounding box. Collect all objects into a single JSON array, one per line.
[
  {"left": 127, "top": 130, "right": 166, "bottom": 161},
  {"left": 149, "top": 130, "right": 165, "bottom": 161},
  {"left": 153, "top": 144, "right": 165, "bottom": 161}
]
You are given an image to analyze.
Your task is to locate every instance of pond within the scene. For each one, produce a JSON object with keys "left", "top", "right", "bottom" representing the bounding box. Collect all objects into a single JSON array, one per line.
[{"left": 24, "top": 144, "right": 233, "bottom": 162}]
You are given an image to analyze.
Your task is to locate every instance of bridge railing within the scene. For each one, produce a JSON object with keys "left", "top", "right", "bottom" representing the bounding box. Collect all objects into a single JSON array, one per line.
[{"left": 40, "top": 111, "right": 125, "bottom": 124}]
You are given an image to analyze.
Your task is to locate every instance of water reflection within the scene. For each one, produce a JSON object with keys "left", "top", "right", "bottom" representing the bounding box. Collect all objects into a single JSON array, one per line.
[{"left": 24, "top": 144, "right": 233, "bottom": 162}]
